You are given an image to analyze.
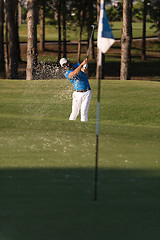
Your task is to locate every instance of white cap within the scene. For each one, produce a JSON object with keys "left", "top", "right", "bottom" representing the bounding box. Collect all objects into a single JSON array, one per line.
[{"left": 59, "top": 58, "right": 68, "bottom": 67}]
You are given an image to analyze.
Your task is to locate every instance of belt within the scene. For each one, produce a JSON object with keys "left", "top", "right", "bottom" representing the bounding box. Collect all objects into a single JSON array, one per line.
[{"left": 74, "top": 88, "right": 91, "bottom": 92}]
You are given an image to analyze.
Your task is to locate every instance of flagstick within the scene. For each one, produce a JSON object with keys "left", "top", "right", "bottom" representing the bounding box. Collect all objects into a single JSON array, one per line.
[
  {"left": 94, "top": 0, "right": 115, "bottom": 201},
  {"left": 94, "top": 50, "right": 102, "bottom": 201}
]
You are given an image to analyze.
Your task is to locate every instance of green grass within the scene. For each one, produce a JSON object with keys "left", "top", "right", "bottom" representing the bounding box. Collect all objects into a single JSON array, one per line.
[
  {"left": 16, "top": 22, "right": 158, "bottom": 42},
  {"left": 112, "top": 21, "right": 158, "bottom": 39},
  {"left": 0, "top": 79, "right": 160, "bottom": 240}
]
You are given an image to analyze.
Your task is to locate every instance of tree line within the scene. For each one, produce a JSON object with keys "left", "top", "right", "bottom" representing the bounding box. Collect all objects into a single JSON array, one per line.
[{"left": 0, "top": 0, "right": 159, "bottom": 80}]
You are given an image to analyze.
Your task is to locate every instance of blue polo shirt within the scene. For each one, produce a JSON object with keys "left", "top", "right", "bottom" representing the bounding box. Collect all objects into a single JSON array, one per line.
[{"left": 65, "top": 63, "right": 91, "bottom": 91}]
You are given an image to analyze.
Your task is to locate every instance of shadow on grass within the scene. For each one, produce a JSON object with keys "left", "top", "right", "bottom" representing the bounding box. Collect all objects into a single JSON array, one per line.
[{"left": 0, "top": 168, "right": 160, "bottom": 240}]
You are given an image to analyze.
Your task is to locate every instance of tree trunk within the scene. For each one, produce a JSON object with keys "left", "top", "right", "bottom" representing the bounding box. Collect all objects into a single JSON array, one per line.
[
  {"left": 34, "top": 3, "right": 38, "bottom": 66},
  {"left": 18, "top": 0, "right": 22, "bottom": 25},
  {"left": 62, "top": 0, "right": 67, "bottom": 58},
  {"left": 5, "top": 5, "right": 10, "bottom": 78},
  {"left": 5, "top": 0, "right": 19, "bottom": 79},
  {"left": 39, "top": 0, "right": 45, "bottom": 51},
  {"left": 78, "top": 27, "right": 83, "bottom": 62},
  {"left": 58, "top": 0, "right": 61, "bottom": 61},
  {"left": 16, "top": 8, "right": 21, "bottom": 62},
  {"left": 0, "top": 0, "right": 5, "bottom": 77},
  {"left": 142, "top": 0, "right": 147, "bottom": 61},
  {"left": 91, "top": 34, "right": 95, "bottom": 60},
  {"left": 77, "top": 2, "right": 87, "bottom": 62},
  {"left": 26, "top": 0, "right": 37, "bottom": 80},
  {"left": 120, "top": 0, "right": 133, "bottom": 80}
]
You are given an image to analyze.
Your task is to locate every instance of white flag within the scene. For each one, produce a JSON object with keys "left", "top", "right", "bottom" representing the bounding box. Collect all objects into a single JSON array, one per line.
[{"left": 97, "top": 0, "right": 115, "bottom": 54}]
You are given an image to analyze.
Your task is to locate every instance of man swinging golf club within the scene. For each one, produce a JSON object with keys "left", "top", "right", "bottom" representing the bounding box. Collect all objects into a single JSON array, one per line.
[
  {"left": 60, "top": 57, "right": 91, "bottom": 122},
  {"left": 60, "top": 25, "right": 94, "bottom": 122}
]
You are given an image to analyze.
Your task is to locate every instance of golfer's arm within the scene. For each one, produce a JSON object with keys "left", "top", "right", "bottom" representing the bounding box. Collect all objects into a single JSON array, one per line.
[{"left": 69, "top": 63, "right": 83, "bottom": 79}]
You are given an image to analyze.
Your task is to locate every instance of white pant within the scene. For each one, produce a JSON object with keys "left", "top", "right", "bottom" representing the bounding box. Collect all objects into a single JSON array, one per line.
[{"left": 69, "top": 90, "right": 92, "bottom": 122}]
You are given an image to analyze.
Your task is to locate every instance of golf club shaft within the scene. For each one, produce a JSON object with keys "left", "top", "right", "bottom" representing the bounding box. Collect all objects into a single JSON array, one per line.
[{"left": 87, "top": 25, "right": 94, "bottom": 60}]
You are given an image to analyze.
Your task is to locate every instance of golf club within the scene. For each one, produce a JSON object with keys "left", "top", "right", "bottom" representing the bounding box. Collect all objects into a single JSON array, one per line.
[
  {"left": 87, "top": 25, "right": 94, "bottom": 60},
  {"left": 83, "top": 25, "right": 94, "bottom": 70}
]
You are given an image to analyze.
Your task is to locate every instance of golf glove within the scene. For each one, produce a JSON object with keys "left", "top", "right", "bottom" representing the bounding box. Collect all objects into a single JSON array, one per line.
[{"left": 83, "top": 64, "right": 88, "bottom": 70}]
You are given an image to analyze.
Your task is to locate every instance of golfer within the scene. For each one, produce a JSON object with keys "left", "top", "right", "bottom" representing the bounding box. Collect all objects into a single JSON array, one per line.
[{"left": 60, "top": 58, "right": 92, "bottom": 122}]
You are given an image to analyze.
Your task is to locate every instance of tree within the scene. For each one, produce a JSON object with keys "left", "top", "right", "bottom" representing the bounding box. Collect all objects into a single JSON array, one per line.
[
  {"left": 120, "top": 0, "right": 133, "bottom": 80},
  {"left": 5, "top": 0, "right": 19, "bottom": 79},
  {"left": 132, "top": 0, "right": 149, "bottom": 60},
  {"left": 39, "top": 0, "right": 56, "bottom": 52},
  {"left": 39, "top": 0, "right": 45, "bottom": 51},
  {"left": 57, "top": 0, "right": 62, "bottom": 61},
  {"left": 132, "top": 0, "right": 143, "bottom": 21},
  {"left": 149, "top": 0, "right": 160, "bottom": 41},
  {"left": 16, "top": 6, "right": 21, "bottom": 62},
  {"left": 133, "top": 0, "right": 160, "bottom": 41},
  {"left": 142, "top": 0, "right": 147, "bottom": 60},
  {"left": 106, "top": 0, "right": 123, "bottom": 22},
  {"left": 0, "top": 0, "right": 5, "bottom": 77},
  {"left": 18, "top": 0, "right": 22, "bottom": 25},
  {"left": 62, "top": 0, "right": 67, "bottom": 58},
  {"left": 76, "top": 0, "right": 88, "bottom": 62},
  {"left": 68, "top": 0, "right": 97, "bottom": 62},
  {"left": 4, "top": 2, "right": 9, "bottom": 78},
  {"left": 26, "top": 0, "right": 38, "bottom": 80}
]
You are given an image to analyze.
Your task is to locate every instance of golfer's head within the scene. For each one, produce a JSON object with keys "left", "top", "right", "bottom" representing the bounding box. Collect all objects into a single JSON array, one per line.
[{"left": 59, "top": 58, "right": 73, "bottom": 69}]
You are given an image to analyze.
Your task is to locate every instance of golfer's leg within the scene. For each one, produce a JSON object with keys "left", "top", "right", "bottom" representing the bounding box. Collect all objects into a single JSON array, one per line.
[
  {"left": 69, "top": 92, "right": 81, "bottom": 120},
  {"left": 81, "top": 90, "right": 92, "bottom": 122}
]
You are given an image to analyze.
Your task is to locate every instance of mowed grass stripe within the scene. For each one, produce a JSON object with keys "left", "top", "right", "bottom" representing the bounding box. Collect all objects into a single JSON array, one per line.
[{"left": 0, "top": 79, "right": 160, "bottom": 240}]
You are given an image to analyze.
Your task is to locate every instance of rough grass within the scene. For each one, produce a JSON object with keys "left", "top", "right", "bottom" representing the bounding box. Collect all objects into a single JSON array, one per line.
[{"left": 0, "top": 79, "right": 160, "bottom": 240}]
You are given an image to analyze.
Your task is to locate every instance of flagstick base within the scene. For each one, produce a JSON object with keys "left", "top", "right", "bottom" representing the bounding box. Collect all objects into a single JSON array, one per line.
[{"left": 94, "top": 134, "right": 99, "bottom": 201}]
